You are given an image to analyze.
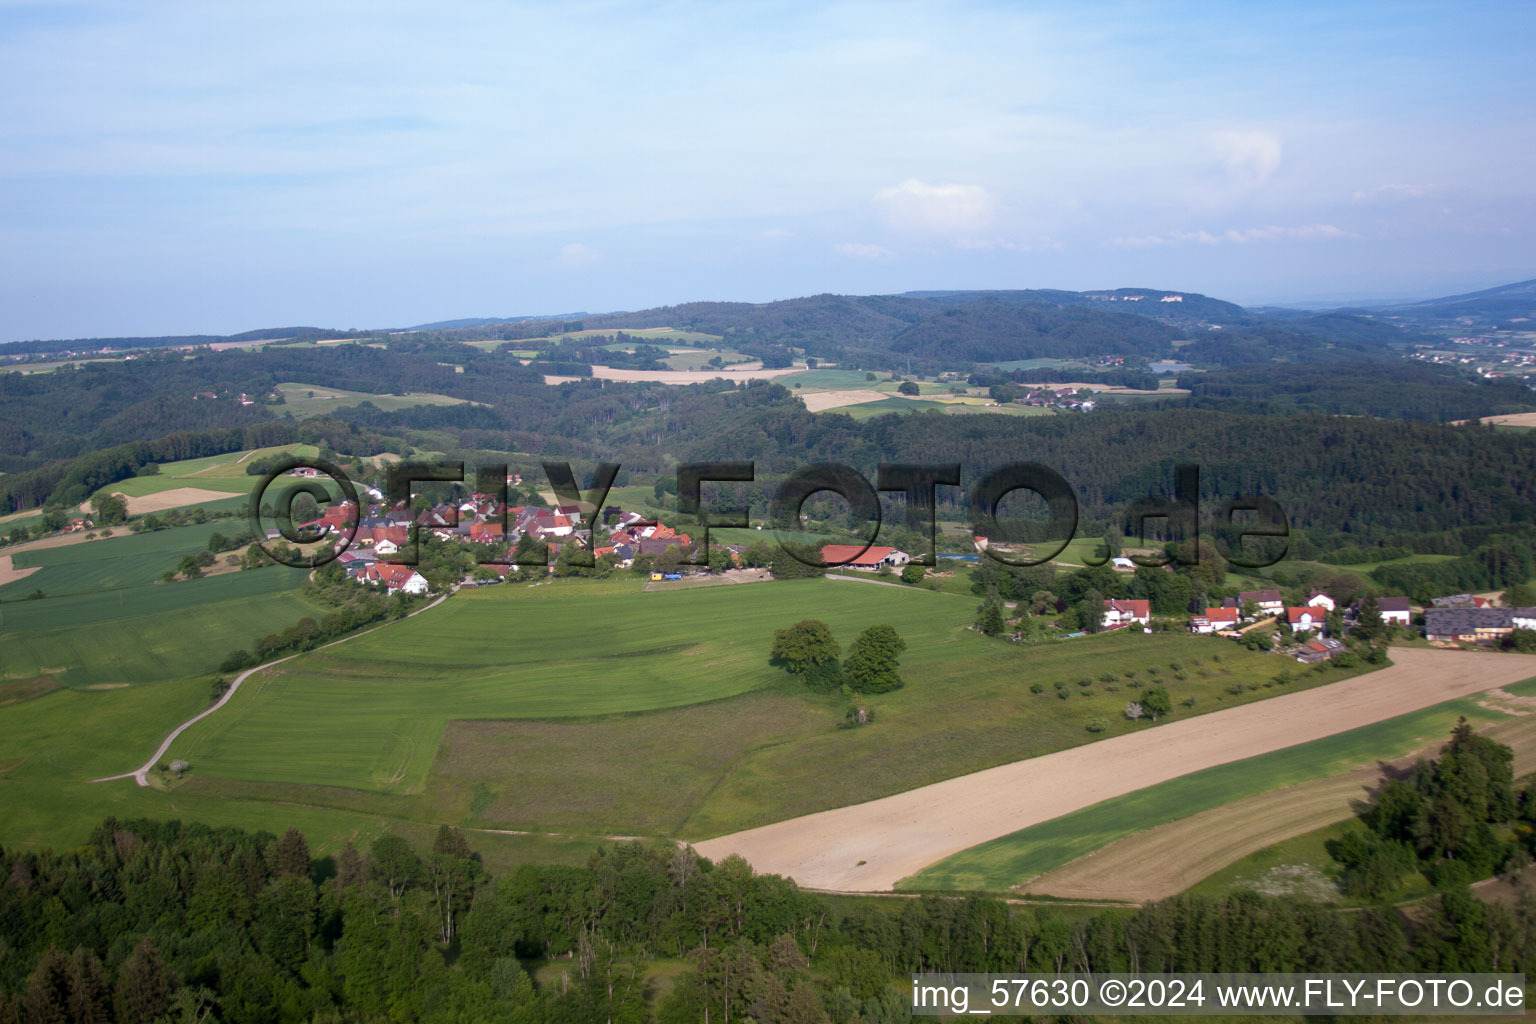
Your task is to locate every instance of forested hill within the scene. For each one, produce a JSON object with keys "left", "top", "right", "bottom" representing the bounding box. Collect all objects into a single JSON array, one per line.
[
  {"left": 6, "top": 337, "right": 1536, "bottom": 553},
  {"left": 5, "top": 284, "right": 1443, "bottom": 369},
  {"left": 1383, "top": 277, "right": 1536, "bottom": 327}
]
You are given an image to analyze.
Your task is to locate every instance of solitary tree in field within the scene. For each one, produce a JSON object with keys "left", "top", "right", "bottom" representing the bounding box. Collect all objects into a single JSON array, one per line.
[
  {"left": 1124, "top": 702, "right": 1145, "bottom": 721},
  {"left": 168, "top": 759, "right": 189, "bottom": 778},
  {"left": 900, "top": 563, "right": 925, "bottom": 585},
  {"left": 1141, "top": 685, "right": 1173, "bottom": 722},
  {"left": 844, "top": 624, "right": 907, "bottom": 693},
  {"left": 897, "top": 380, "right": 920, "bottom": 396},
  {"left": 771, "top": 620, "right": 841, "bottom": 675}
]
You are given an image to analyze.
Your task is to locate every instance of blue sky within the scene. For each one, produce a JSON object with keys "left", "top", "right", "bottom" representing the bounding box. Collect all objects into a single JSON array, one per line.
[{"left": 1, "top": 1, "right": 1533, "bottom": 340}]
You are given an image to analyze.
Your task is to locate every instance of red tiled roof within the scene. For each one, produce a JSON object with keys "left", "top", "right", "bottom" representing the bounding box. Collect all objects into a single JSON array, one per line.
[{"left": 820, "top": 544, "right": 898, "bottom": 567}]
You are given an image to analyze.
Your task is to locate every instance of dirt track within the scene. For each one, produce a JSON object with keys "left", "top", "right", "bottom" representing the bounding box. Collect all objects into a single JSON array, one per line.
[
  {"left": 1025, "top": 714, "right": 1536, "bottom": 901},
  {"left": 692, "top": 648, "right": 1536, "bottom": 892}
]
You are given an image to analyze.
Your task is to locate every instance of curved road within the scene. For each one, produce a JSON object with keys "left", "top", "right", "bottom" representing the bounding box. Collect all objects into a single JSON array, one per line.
[{"left": 93, "top": 589, "right": 453, "bottom": 787}]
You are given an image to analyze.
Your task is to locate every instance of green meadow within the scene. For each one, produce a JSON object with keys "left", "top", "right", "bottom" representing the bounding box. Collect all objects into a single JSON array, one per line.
[
  {"left": 1, "top": 518, "right": 325, "bottom": 687},
  {"left": 901, "top": 696, "right": 1507, "bottom": 893},
  {"left": 3, "top": 521, "right": 248, "bottom": 599},
  {"left": 86, "top": 442, "right": 319, "bottom": 500},
  {"left": 0, "top": 672, "right": 600, "bottom": 872},
  {"left": 1, "top": 565, "right": 321, "bottom": 687},
  {"left": 147, "top": 577, "right": 1366, "bottom": 845},
  {"left": 274, "top": 382, "right": 469, "bottom": 419}
]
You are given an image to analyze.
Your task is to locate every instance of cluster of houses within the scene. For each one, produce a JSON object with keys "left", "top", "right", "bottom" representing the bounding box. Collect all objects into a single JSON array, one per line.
[
  {"left": 1017, "top": 387, "right": 1096, "bottom": 412},
  {"left": 298, "top": 491, "right": 705, "bottom": 594},
  {"left": 1095, "top": 580, "right": 1536, "bottom": 652},
  {"left": 1095, "top": 586, "right": 1424, "bottom": 662}
]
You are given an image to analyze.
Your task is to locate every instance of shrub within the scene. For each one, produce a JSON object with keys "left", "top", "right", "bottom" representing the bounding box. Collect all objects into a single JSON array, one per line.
[
  {"left": 1086, "top": 718, "right": 1109, "bottom": 733},
  {"left": 1029, "top": 682, "right": 1044, "bottom": 694}
]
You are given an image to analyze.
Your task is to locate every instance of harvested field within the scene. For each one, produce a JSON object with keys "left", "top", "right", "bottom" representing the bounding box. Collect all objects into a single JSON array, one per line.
[
  {"left": 0, "top": 554, "right": 40, "bottom": 587},
  {"left": 119, "top": 487, "right": 246, "bottom": 515},
  {"left": 693, "top": 648, "right": 1536, "bottom": 892},
  {"left": 1455, "top": 411, "right": 1536, "bottom": 427},
  {"left": 1025, "top": 713, "right": 1536, "bottom": 901},
  {"left": 799, "top": 389, "right": 891, "bottom": 412}
]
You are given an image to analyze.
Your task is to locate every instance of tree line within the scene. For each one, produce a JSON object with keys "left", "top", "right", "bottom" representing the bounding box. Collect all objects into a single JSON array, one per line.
[{"left": 4, "top": 814, "right": 1535, "bottom": 1024}]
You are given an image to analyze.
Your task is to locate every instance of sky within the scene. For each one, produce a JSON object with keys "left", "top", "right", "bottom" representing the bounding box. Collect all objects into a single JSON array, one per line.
[{"left": 1, "top": 0, "right": 1533, "bottom": 341}]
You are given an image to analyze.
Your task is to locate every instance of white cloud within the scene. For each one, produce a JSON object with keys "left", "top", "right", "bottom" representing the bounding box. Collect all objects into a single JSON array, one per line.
[
  {"left": 552, "top": 242, "right": 600, "bottom": 269},
  {"left": 1222, "top": 223, "right": 1351, "bottom": 243},
  {"left": 1108, "top": 224, "right": 1353, "bottom": 247},
  {"left": 873, "top": 179, "right": 995, "bottom": 236},
  {"left": 759, "top": 227, "right": 797, "bottom": 239},
  {"left": 834, "top": 242, "right": 896, "bottom": 260},
  {"left": 1210, "top": 129, "right": 1282, "bottom": 188}
]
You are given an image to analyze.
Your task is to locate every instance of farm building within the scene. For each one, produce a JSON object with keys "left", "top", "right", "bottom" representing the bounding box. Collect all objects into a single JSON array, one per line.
[
  {"left": 1425, "top": 607, "right": 1514, "bottom": 644},
  {"left": 819, "top": 544, "right": 911, "bottom": 570}
]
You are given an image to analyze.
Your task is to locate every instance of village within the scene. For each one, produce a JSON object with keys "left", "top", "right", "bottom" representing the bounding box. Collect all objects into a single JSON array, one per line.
[{"left": 280, "top": 472, "right": 1536, "bottom": 669}]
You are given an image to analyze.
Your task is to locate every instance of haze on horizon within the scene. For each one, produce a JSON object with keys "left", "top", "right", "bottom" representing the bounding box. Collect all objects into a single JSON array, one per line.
[{"left": 1, "top": 0, "right": 1533, "bottom": 342}]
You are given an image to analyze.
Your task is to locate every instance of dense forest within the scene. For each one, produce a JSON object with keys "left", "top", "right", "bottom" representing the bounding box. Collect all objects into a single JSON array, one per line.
[
  {"left": 6, "top": 343, "right": 1536, "bottom": 557},
  {"left": 3, "top": 814, "right": 1532, "bottom": 1024},
  {"left": 1182, "top": 361, "right": 1536, "bottom": 421}
]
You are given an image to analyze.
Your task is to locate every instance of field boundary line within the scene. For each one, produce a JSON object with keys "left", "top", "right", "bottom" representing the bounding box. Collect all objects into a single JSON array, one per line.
[{"left": 91, "top": 588, "right": 455, "bottom": 787}]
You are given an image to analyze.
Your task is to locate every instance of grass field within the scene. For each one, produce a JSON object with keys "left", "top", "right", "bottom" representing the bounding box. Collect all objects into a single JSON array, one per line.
[
  {"left": 1186, "top": 820, "right": 1358, "bottom": 901},
  {"left": 986, "top": 359, "right": 1078, "bottom": 371},
  {"left": 1, "top": 520, "right": 253, "bottom": 599},
  {"left": 900, "top": 696, "right": 1508, "bottom": 892},
  {"left": 274, "top": 382, "right": 469, "bottom": 418},
  {"left": 777, "top": 369, "right": 891, "bottom": 389},
  {"left": 838, "top": 397, "right": 952, "bottom": 420},
  {"left": 0, "top": 671, "right": 603, "bottom": 871},
  {"left": 153, "top": 578, "right": 1369, "bottom": 850},
  {"left": 85, "top": 443, "right": 319, "bottom": 500},
  {"left": 0, "top": 564, "right": 321, "bottom": 687}
]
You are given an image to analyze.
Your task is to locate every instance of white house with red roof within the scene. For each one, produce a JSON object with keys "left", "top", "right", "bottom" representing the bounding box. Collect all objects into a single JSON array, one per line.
[
  {"left": 1286, "top": 606, "right": 1327, "bottom": 636},
  {"left": 363, "top": 562, "right": 428, "bottom": 595},
  {"left": 1193, "top": 606, "right": 1240, "bottom": 633},
  {"left": 1102, "top": 598, "right": 1150, "bottom": 628}
]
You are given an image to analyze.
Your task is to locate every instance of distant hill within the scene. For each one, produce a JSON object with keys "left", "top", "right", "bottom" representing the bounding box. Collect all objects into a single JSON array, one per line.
[
  {"left": 405, "top": 314, "right": 591, "bottom": 331},
  {"left": 1378, "top": 278, "right": 1536, "bottom": 328},
  {"left": 15, "top": 279, "right": 1535, "bottom": 368}
]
